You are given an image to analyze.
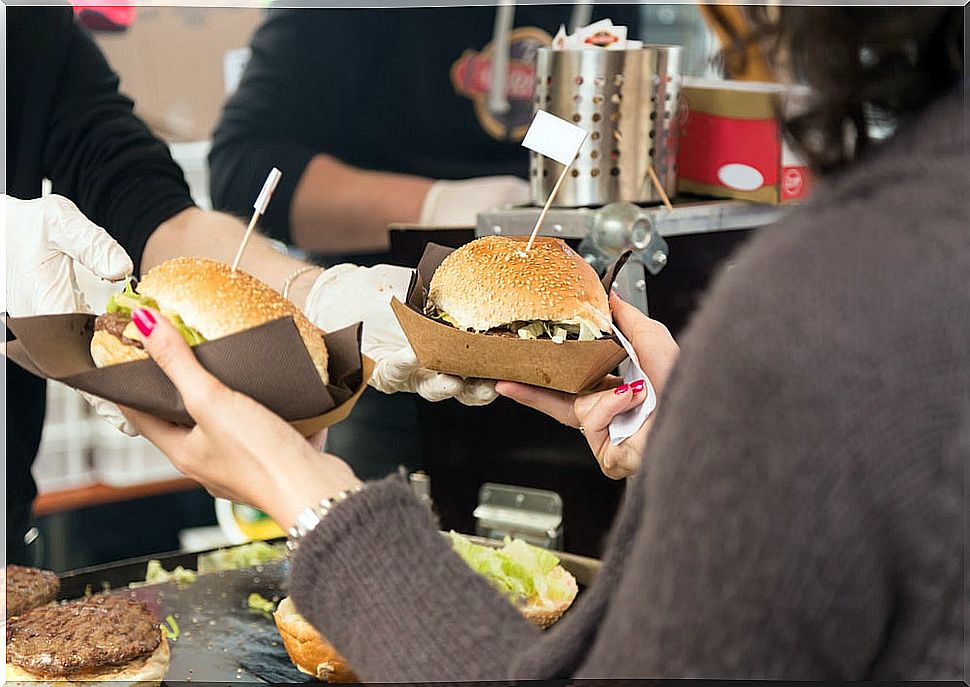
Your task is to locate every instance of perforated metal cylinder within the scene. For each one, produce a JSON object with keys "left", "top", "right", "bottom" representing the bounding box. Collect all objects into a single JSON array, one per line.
[{"left": 531, "top": 46, "right": 682, "bottom": 207}]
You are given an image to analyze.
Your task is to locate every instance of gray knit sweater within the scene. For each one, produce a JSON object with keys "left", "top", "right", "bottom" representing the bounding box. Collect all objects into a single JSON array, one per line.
[{"left": 292, "top": 88, "right": 967, "bottom": 681}]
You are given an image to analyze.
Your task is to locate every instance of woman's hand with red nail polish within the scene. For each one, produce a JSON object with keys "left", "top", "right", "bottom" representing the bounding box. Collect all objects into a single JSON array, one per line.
[
  {"left": 116, "top": 309, "right": 361, "bottom": 531},
  {"left": 497, "top": 296, "right": 679, "bottom": 480}
]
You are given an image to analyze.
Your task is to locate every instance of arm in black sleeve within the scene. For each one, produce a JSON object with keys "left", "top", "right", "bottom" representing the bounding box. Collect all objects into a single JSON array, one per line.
[
  {"left": 208, "top": 9, "right": 368, "bottom": 242},
  {"left": 42, "top": 18, "right": 194, "bottom": 274}
]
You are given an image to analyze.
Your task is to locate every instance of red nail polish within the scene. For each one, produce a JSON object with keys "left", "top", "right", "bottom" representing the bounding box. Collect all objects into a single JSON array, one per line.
[
  {"left": 630, "top": 379, "right": 645, "bottom": 393},
  {"left": 611, "top": 289, "right": 623, "bottom": 302},
  {"left": 614, "top": 384, "right": 630, "bottom": 395},
  {"left": 132, "top": 308, "right": 157, "bottom": 337}
]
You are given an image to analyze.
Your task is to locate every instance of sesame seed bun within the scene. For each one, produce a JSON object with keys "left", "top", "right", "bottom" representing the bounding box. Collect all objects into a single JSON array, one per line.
[
  {"left": 428, "top": 236, "right": 611, "bottom": 334},
  {"left": 90, "top": 329, "right": 150, "bottom": 367},
  {"left": 518, "top": 566, "right": 579, "bottom": 629},
  {"left": 94, "top": 258, "right": 328, "bottom": 385}
]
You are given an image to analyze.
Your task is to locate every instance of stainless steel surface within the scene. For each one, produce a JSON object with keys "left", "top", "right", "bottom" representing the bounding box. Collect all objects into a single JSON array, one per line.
[
  {"left": 531, "top": 45, "right": 682, "bottom": 207},
  {"left": 474, "top": 483, "right": 564, "bottom": 550},
  {"left": 477, "top": 199, "right": 786, "bottom": 240},
  {"left": 408, "top": 470, "right": 433, "bottom": 509},
  {"left": 477, "top": 198, "right": 786, "bottom": 318}
]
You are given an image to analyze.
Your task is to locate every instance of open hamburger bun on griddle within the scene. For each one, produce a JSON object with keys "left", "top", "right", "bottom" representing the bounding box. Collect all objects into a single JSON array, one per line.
[
  {"left": 5, "top": 595, "right": 169, "bottom": 685},
  {"left": 427, "top": 236, "right": 611, "bottom": 340},
  {"left": 92, "top": 257, "right": 329, "bottom": 384},
  {"left": 273, "top": 537, "right": 579, "bottom": 682},
  {"left": 273, "top": 597, "right": 359, "bottom": 684}
]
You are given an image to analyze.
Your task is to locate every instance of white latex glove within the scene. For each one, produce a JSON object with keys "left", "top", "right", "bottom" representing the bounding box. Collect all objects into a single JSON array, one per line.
[
  {"left": 304, "top": 264, "right": 497, "bottom": 406},
  {"left": 3, "top": 194, "right": 138, "bottom": 435},
  {"left": 419, "top": 176, "right": 530, "bottom": 226}
]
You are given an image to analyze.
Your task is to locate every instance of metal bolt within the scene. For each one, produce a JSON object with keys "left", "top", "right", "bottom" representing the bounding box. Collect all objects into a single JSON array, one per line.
[
  {"left": 635, "top": 279, "right": 646, "bottom": 291},
  {"left": 652, "top": 250, "right": 668, "bottom": 266},
  {"left": 552, "top": 223, "right": 564, "bottom": 234},
  {"left": 491, "top": 225, "right": 502, "bottom": 234},
  {"left": 583, "top": 253, "right": 597, "bottom": 264}
]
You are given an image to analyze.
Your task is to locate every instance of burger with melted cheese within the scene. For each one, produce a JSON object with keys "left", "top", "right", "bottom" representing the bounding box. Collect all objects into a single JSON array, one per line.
[
  {"left": 91, "top": 257, "right": 329, "bottom": 384},
  {"left": 427, "top": 236, "right": 611, "bottom": 343}
]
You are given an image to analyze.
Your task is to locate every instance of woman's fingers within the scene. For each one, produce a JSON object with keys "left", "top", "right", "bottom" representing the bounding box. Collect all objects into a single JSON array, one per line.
[
  {"left": 610, "top": 292, "right": 679, "bottom": 389},
  {"left": 495, "top": 381, "right": 579, "bottom": 427},
  {"left": 307, "top": 429, "right": 328, "bottom": 452},
  {"left": 574, "top": 381, "right": 647, "bottom": 442},
  {"left": 132, "top": 307, "right": 226, "bottom": 418},
  {"left": 575, "top": 380, "right": 647, "bottom": 433}
]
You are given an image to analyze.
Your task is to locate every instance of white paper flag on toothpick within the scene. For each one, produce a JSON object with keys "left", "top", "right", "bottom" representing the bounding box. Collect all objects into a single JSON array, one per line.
[{"left": 522, "top": 110, "right": 588, "bottom": 166}]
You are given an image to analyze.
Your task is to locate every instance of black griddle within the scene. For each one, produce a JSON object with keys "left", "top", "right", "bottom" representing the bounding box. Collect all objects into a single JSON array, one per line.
[
  {"left": 61, "top": 553, "right": 307, "bottom": 684},
  {"left": 54, "top": 538, "right": 600, "bottom": 684}
]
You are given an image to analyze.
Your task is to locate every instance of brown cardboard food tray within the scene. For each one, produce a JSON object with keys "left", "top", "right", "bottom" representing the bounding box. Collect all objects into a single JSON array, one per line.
[
  {"left": 3, "top": 314, "right": 372, "bottom": 437},
  {"left": 391, "top": 242, "right": 630, "bottom": 394}
]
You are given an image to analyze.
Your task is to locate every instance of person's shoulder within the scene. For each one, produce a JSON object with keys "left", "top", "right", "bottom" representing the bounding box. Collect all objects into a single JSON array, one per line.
[{"left": 700, "top": 87, "right": 969, "bottom": 355}]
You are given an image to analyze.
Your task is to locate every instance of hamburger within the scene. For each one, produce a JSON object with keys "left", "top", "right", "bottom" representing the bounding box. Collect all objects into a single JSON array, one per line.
[
  {"left": 5, "top": 564, "right": 60, "bottom": 618},
  {"left": 5, "top": 595, "right": 170, "bottom": 685},
  {"left": 92, "top": 257, "right": 329, "bottom": 384},
  {"left": 273, "top": 535, "right": 578, "bottom": 682},
  {"left": 427, "top": 236, "right": 611, "bottom": 343}
]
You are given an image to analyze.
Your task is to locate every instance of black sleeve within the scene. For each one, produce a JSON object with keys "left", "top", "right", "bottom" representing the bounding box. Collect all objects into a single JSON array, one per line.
[
  {"left": 208, "top": 9, "right": 367, "bottom": 243},
  {"left": 42, "top": 19, "right": 195, "bottom": 274}
]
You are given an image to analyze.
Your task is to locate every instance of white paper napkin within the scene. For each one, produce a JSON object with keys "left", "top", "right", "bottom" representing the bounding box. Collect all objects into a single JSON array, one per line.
[{"left": 608, "top": 323, "right": 657, "bottom": 445}]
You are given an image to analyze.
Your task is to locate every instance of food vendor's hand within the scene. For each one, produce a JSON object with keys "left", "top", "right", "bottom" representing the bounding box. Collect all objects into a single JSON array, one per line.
[
  {"left": 496, "top": 294, "right": 679, "bottom": 479},
  {"left": 3, "top": 194, "right": 139, "bottom": 435},
  {"left": 304, "top": 264, "right": 497, "bottom": 406},
  {"left": 419, "top": 176, "right": 530, "bottom": 226},
  {"left": 119, "top": 307, "right": 362, "bottom": 530}
]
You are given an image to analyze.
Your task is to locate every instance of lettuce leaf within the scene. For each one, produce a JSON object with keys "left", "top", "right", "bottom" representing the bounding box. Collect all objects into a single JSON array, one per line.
[
  {"left": 447, "top": 532, "right": 573, "bottom": 605},
  {"left": 430, "top": 307, "right": 605, "bottom": 343},
  {"left": 107, "top": 279, "right": 157, "bottom": 316},
  {"left": 107, "top": 280, "right": 206, "bottom": 346}
]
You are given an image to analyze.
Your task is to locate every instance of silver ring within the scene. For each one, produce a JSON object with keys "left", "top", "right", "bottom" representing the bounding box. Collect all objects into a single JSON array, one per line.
[{"left": 578, "top": 425, "right": 586, "bottom": 435}]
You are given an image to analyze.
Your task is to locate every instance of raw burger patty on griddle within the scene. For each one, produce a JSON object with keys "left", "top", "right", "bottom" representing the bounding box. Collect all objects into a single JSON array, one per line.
[
  {"left": 6, "top": 595, "right": 161, "bottom": 677},
  {"left": 5, "top": 564, "right": 60, "bottom": 617}
]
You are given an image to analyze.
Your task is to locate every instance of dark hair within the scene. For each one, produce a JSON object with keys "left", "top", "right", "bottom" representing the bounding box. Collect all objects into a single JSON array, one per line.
[{"left": 716, "top": 7, "right": 964, "bottom": 174}]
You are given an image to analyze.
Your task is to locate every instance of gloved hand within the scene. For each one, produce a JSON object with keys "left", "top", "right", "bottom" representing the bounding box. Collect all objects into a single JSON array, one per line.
[
  {"left": 419, "top": 176, "right": 530, "bottom": 226},
  {"left": 3, "top": 194, "right": 138, "bottom": 435},
  {"left": 304, "top": 264, "right": 497, "bottom": 406}
]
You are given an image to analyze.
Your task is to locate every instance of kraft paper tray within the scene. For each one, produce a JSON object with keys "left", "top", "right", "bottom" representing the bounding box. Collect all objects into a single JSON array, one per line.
[
  {"left": 391, "top": 242, "right": 630, "bottom": 394},
  {"left": 4, "top": 314, "right": 372, "bottom": 436}
]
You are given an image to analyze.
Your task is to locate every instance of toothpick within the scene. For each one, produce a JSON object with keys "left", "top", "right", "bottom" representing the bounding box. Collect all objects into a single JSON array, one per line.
[
  {"left": 646, "top": 165, "right": 674, "bottom": 211},
  {"left": 525, "top": 163, "right": 571, "bottom": 252},
  {"left": 231, "top": 167, "right": 282, "bottom": 272}
]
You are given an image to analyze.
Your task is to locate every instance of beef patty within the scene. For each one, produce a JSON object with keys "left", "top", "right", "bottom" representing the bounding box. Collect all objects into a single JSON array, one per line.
[
  {"left": 94, "top": 312, "right": 143, "bottom": 348},
  {"left": 5, "top": 564, "right": 60, "bottom": 618},
  {"left": 6, "top": 595, "right": 161, "bottom": 677}
]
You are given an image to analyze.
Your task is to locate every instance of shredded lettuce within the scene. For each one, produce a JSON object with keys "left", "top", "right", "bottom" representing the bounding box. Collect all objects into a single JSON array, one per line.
[
  {"left": 430, "top": 306, "right": 604, "bottom": 343},
  {"left": 512, "top": 317, "right": 604, "bottom": 343},
  {"left": 447, "top": 532, "right": 574, "bottom": 605},
  {"left": 196, "top": 541, "right": 288, "bottom": 574},
  {"left": 130, "top": 559, "right": 198, "bottom": 588},
  {"left": 106, "top": 280, "right": 206, "bottom": 346},
  {"left": 160, "top": 614, "right": 180, "bottom": 641},
  {"left": 247, "top": 592, "right": 276, "bottom": 613}
]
